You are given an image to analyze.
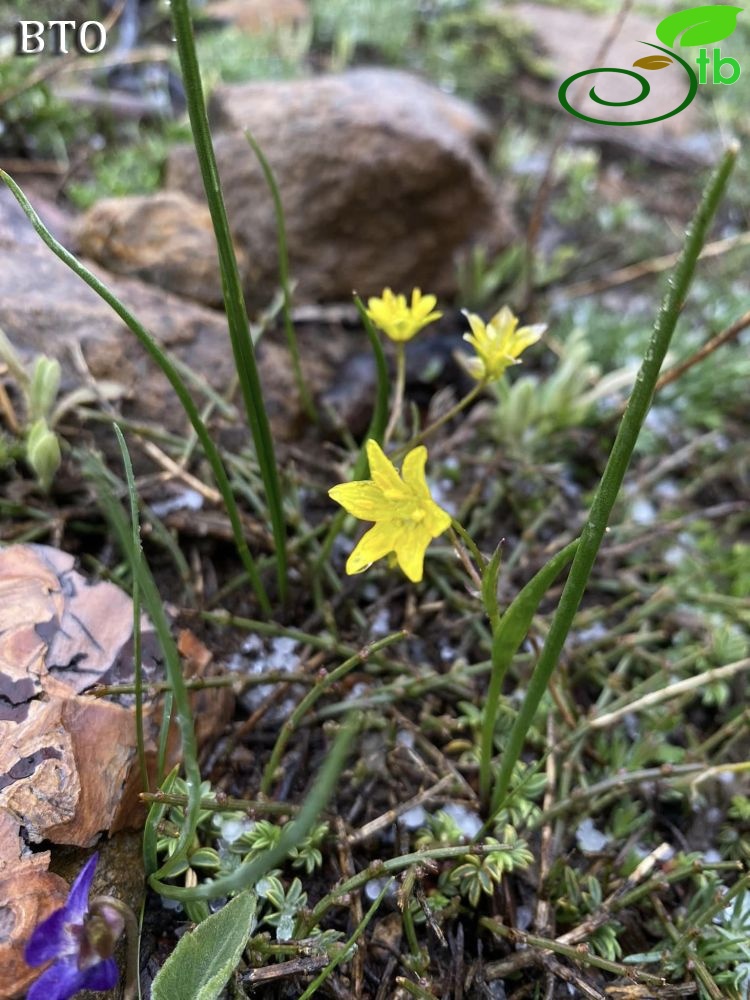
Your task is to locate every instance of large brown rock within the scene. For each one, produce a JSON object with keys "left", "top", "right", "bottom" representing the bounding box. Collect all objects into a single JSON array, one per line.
[
  {"left": 74, "top": 191, "right": 247, "bottom": 308},
  {"left": 0, "top": 185, "right": 328, "bottom": 442},
  {"left": 0, "top": 543, "right": 233, "bottom": 999},
  {"left": 166, "top": 69, "right": 513, "bottom": 307}
]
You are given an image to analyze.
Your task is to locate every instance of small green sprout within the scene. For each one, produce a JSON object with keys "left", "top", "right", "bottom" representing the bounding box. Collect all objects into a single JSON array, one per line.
[
  {"left": 447, "top": 828, "right": 533, "bottom": 907},
  {"left": 257, "top": 876, "right": 307, "bottom": 942},
  {"left": 0, "top": 327, "right": 120, "bottom": 490}
]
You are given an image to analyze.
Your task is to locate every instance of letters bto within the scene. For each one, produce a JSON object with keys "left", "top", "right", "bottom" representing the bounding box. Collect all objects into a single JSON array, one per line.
[{"left": 16, "top": 20, "right": 107, "bottom": 55}]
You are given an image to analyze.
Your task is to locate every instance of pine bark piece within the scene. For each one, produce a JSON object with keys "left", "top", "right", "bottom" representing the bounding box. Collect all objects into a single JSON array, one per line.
[
  {"left": 0, "top": 810, "right": 68, "bottom": 1000},
  {"left": 0, "top": 543, "right": 233, "bottom": 998}
]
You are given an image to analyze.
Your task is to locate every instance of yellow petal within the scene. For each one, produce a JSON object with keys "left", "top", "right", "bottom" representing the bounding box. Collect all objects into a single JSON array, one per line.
[
  {"left": 510, "top": 324, "right": 546, "bottom": 356},
  {"left": 328, "top": 481, "right": 397, "bottom": 521},
  {"left": 489, "top": 305, "right": 518, "bottom": 338},
  {"left": 400, "top": 446, "right": 430, "bottom": 498},
  {"left": 393, "top": 524, "right": 433, "bottom": 582},
  {"left": 346, "top": 521, "right": 397, "bottom": 574},
  {"left": 463, "top": 311, "right": 487, "bottom": 342},
  {"left": 366, "top": 440, "right": 408, "bottom": 498},
  {"left": 457, "top": 352, "right": 486, "bottom": 381},
  {"left": 423, "top": 501, "right": 452, "bottom": 537}
]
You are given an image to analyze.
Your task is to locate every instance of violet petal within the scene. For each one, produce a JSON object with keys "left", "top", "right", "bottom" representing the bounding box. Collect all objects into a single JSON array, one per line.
[
  {"left": 65, "top": 853, "right": 99, "bottom": 923},
  {"left": 81, "top": 957, "right": 119, "bottom": 990},
  {"left": 24, "top": 908, "right": 73, "bottom": 966},
  {"left": 26, "top": 959, "right": 89, "bottom": 1000}
]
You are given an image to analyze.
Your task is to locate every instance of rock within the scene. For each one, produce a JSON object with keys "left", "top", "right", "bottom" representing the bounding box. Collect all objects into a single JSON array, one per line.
[
  {"left": 74, "top": 191, "right": 248, "bottom": 309},
  {"left": 0, "top": 543, "right": 232, "bottom": 999},
  {"left": 511, "top": 2, "right": 702, "bottom": 140},
  {"left": 0, "top": 810, "right": 68, "bottom": 1000},
  {"left": 166, "top": 69, "right": 513, "bottom": 307},
  {"left": 0, "top": 185, "right": 367, "bottom": 445},
  {"left": 203, "top": 0, "right": 309, "bottom": 33},
  {"left": 0, "top": 544, "right": 233, "bottom": 843}
]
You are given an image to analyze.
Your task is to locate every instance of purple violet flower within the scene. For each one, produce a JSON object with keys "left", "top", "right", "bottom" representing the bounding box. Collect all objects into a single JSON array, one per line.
[{"left": 24, "top": 853, "right": 122, "bottom": 1000}]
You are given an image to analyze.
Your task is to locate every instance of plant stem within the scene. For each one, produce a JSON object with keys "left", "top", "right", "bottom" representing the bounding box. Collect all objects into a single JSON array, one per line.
[
  {"left": 246, "top": 130, "right": 316, "bottom": 423},
  {"left": 170, "top": 0, "right": 288, "bottom": 601},
  {"left": 491, "top": 143, "right": 738, "bottom": 811},
  {"left": 480, "top": 917, "right": 666, "bottom": 988},
  {"left": 300, "top": 843, "right": 505, "bottom": 934},
  {"left": 260, "top": 631, "right": 406, "bottom": 794},
  {"left": 140, "top": 790, "right": 301, "bottom": 815},
  {"left": 450, "top": 518, "right": 487, "bottom": 575},
  {"left": 385, "top": 343, "right": 406, "bottom": 444},
  {"left": 150, "top": 713, "right": 359, "bottom": 901},
  {"left": 297, "top": 878, "right": 394, "bottom": 1000},
  {"left": 92, "top": 896, "right": 140, "bottom": 1000},
  {"left": 391, "top": 381, "right": 484, "bottom": 460}
]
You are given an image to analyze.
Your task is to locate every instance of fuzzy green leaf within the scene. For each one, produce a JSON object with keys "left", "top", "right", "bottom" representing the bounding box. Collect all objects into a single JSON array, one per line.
[
  {"left": 656, "top": 5, "right": 742, "bottom": 47},
  {"left": 151, "top": 890, "right": 257, "bottom": 1000}
]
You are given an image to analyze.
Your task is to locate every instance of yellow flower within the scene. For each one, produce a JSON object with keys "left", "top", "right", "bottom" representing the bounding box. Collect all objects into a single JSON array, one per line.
[
  {"left": 460, "top": 306, "right": 546, "bottom": 382},
  {"left": 366, "top": 288, "right": 442, "bottom": 343},
  {"left": 328, "top": 439, "right": 451, "bottom": 583}
]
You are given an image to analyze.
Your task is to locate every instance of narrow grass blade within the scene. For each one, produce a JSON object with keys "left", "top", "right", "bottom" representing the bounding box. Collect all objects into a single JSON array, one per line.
[
  {"left": 0, "top": 169, "right": 271, "bottom": 616},
  {"left": 260, "top": 630, "right": 406, "bottom": 795},
  {"left": 297, "top": 877, "right": 394, "bottom": 1000},
  {"left": 150, "top": 713, "right": 360, "bottom": 901},
  {"left": 354, "top": 295, "right": 390, "bottom": 455},
  {"left": 246, "top": 129, "right": 316, "bottom": 422},
  {"left": 113, "top": 423, "right": 149, "bottom": 794},
  {"left": 170, "top": 0, "right": 288, "bottom": 600},
  {"left": 491, "top": 144, "right": 739, "bottom": 812},
  {"left": 143, "top": 765, "right": 180, "bottom": 876},
  {"left": 85, "top": 447, "right": 204, "bottom": 875},
  {"left": 481, "top": 538, "right": 579, "bottom": 814}
]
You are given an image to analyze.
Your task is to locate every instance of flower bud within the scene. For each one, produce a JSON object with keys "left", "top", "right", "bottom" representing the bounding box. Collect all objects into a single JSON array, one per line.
[
  {"left": 29, "top": 356, "right": 61, "bottom": 422},
  {"left": 26, "top": 419, "right": 61, "bottom": 491}
]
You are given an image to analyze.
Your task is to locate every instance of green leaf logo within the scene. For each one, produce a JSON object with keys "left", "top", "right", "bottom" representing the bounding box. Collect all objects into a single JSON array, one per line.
[
  {"left": 633, "top": 55, "right": 674, "bottom": 69},
  {"left": 656, "top": 4, "right": 743, "bottom": 47}
]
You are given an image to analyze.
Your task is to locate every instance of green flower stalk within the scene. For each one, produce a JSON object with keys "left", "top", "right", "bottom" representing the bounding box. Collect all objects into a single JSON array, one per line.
[{"left": 489, "top": 143, "right": 739, "bottom": 818}]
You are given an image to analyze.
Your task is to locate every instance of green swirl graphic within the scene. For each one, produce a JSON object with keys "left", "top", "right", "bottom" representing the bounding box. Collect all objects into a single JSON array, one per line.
[{"left": 558, "top": 42, "right": 698, "bottom": 126}]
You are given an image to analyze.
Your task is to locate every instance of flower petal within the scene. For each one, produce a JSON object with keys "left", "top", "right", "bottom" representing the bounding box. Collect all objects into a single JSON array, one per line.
[
  {"left": 365, "top": 440, "right": 408, "bottom": 498},
  {"left": 400, "top": 446, "right": 430, "bottom": 498},
  {"left": 462, "top": 311, "right": 487, "bottom": 342},
  {"left": 457, "top": 352, "right": 485, "bottom": 381},
  {"left": 393, "top": 524, "right": 433, "bottom": 583},
  {"left": 26, "top": 960, "right": 91, "bottom": 1000},
  {"left": 65, "top": 853, "right": 98, "bottom": 924},
  {"left": 346, "top": 521, "right": 398, "bottom": 575},
  {"left": 328, "top": 481, "right": 396, "bottom": 521},
  {"left": 25, "top": 908, "right": 73, "bottom": 966},
  {"left": 489, "top": 305, "right": 517, "bottom": 338},
  {"left": 81, "top": 958, "right": 119, "bottom": 991},
  {"left": 510, "top": 324, "right": 546, "bottom": 356},
  {"left": 423, "top": 501, "right": 452, "bottom": 538}
]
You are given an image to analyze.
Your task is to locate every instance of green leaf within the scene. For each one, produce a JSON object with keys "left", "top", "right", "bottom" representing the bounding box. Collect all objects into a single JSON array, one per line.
[
  {"left": 481, "top": 544, "right": 503, "bottom": 632},
  {"left": 656, "top": 5, "right": 742, "bottom": 47},
  {"left": 480, "top": 538, "right": 580, "bottom": 812},
  {"left": 151, "top": 890, "right": 257, "bottom": 1000}
]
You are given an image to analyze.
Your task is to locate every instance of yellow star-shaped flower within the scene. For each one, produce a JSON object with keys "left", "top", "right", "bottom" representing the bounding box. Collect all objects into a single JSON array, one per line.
[
  {"left": 460, "top": 306, "right": 546, "bottom": 382},
  {"left": 328, "top": 440, "right": 451, "bottom": 583},
  {"left": 366, "top": 288, "right": 442, "bottom": 343}
]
